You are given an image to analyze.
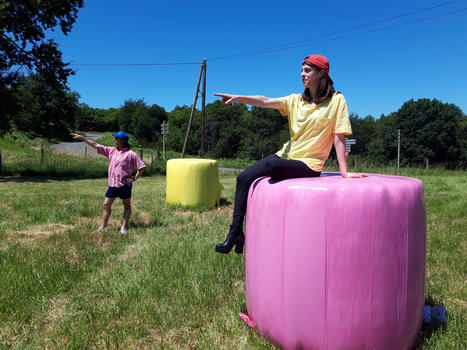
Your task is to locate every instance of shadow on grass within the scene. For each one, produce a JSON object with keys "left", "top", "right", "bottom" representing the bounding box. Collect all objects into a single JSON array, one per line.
[
  {"left": 131, "top": 218, "right": 165, "bottom": 229},
  {"left": 219, "top": 197, "right": 232, "bottom": 207},
  {"left": 0, "top": 175, "right": 108, "bottom": 183},
  {"left": 413, "top": 296, "right": 447, "bottom": 349},
  {"left": 413, "top": 322, "right": 447, "bottom": 349},
  {"left": 0, "top": 170, "right": 163, "bottom": 182},
  {"left": 165, "top": 197, "right": 232, "bottom": 212}
]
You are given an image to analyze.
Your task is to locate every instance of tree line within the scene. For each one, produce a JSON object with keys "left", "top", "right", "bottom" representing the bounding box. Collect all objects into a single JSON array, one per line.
[{"left": 1, "top": 72, "right": 466, "bottom": 169}]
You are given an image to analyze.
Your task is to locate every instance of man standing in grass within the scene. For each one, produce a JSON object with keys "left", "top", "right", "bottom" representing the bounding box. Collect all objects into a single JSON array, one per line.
[{"left": 71, "top": 131, "right": 146, "bottom": 235}]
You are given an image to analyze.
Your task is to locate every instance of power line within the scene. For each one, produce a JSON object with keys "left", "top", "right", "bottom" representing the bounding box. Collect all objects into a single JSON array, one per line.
[
  {"left": 209, "top": 7, "right": 467, "bottom": 60},
  {"left": 73, "top": 62, "right": 201, "bottom": 66},
  {"left": 208, "top": 1, "right": 467, "bottom": 61}
]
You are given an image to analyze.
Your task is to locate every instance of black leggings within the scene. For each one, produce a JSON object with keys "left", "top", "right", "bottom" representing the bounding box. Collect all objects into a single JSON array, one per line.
[{"left": 231, "top": 154, "right": 320, "bottom": 231}]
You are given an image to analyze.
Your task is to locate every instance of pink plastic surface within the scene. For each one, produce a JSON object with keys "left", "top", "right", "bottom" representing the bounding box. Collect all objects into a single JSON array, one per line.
[{"left": 245, "top": 173, "right": 426, "bottom": 350}]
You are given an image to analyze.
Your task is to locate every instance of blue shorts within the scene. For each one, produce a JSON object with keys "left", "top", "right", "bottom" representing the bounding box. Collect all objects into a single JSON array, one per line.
[{"left": 105, "top": 183, "right": 132, "bottom": 199}]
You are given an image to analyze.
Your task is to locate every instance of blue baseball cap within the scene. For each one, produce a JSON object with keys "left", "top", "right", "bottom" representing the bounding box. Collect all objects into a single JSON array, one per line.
[{"left": 112, "top": 131, "right": 129, "bottom": 141}]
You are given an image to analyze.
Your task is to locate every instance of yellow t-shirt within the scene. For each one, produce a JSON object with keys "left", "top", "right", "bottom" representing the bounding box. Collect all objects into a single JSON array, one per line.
[{"left": 276, "top": 92, "right": 352, "bottom": 171}]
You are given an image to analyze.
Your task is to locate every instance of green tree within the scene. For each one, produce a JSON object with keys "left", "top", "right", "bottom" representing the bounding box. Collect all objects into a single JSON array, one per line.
[
  {"left": 133, "top": 105, "right": 166, "bottom": 146},
  {"left": 1, "top": 0, "right": 84, "bottom": 129},
  {"left": 348, "top": 113, "right": 376, "bottom": 156},
  {"left": 75, "top": 104, "right": 119, "bottom": 131},
  {"left": 118, "top": 99, "right": 146, "bottom": 133},
  {"left": 0, "top": 89, "right": 16, "bottom": 133},
  {"left": 0, "top": 0, "right": 84, "bottom": 88},
  {"left": 133, "top": 107, "right": 152, "bottom": 144},
  {"left": 238, "top": 107, "right": 288, "bottom": 160},
  {"left": 74, "top": 103, "right": 93, "bottom": 131},
  {"left": 363, "top": 112, "right": 397, "bottom": 165},
  {"left": 117, "top": 100, "right": 168, "bottom": 146},
  {"left": 104, "top": 108, "right": 120, "bottom": 131},
  {"left": 458, "top": 116, "right": 467, "bottom": 168},
  {"left": 205, "top": 101, "right": 247, "bottom": 158},
  {"left": 395, "top": 99, "right": 463, "bottom": 168},
  {"left": 146, "top": 104, "right": 168, "bottom": 146},
  {"left": 167, "top": 106, "right": 200, "bottom": 155},
  {"left": 11, "top": 73, "right": 79, "bottom": 139}
]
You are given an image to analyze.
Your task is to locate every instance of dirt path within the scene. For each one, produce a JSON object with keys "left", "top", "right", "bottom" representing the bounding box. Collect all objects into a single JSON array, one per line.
[{"left": 51, "top": 133, "right": 104, "bottom": 157}]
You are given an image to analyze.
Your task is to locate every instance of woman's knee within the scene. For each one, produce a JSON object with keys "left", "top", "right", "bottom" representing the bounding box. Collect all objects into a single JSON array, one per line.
[
  {"left": 237, "top": 158, "right": 270, "bottom": 188},
  {"left": 264, "top": 158, "right": 278, "bottom": 176},
  {"left": 103, "top": 198, "right": 114, "bottom": 210}
]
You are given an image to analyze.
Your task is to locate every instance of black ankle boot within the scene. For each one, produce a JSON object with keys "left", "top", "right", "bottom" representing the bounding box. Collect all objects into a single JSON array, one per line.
[{"left": 215, "top": 227, "right": 245, "bottom": 254}]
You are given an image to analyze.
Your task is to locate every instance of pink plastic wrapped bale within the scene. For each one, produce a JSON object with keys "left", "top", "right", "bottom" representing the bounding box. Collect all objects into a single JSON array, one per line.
[{"left": 245, "top": 173, "right": 426, "bottom": 350}]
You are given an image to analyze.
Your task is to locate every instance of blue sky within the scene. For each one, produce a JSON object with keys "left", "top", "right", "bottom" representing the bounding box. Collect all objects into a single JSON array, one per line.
[{"left": 52, "top": 0, "right": 467, "bottom": 118}]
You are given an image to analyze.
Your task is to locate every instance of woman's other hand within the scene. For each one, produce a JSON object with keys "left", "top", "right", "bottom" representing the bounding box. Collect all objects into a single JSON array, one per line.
[
  {"left": 214, "top": 93, "right": 237, "bottom": 105},
  {"left": 70, "top": 133, "right": 83, "bottom": 141},
  {"left": 342, "top": 172, "right": 367, "bottom": 178}
]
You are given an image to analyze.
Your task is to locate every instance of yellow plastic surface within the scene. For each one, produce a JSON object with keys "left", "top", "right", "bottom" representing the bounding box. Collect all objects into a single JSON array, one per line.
[{"left": 166, "top": 158, "right": 223, "bottom": 207}]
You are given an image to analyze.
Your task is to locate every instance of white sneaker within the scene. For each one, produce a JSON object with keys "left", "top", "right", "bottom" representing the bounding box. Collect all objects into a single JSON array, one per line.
[
  {"left": 93, "top": 227, "right": 107, "bottom": 233},
  {"left": 119, "top": 227, "right": 128, "bottom": 235}
]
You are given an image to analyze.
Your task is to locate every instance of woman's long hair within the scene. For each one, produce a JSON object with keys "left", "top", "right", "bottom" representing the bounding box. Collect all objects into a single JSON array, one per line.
[
  {"left": 123, "top": 140, "right": 131, "bottom": 149},
  {"left": 302, "top": 62, "right": 337, "bottom": 104}
]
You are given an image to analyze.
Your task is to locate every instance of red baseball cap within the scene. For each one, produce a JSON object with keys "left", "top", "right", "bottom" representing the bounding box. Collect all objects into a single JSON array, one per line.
[{"left": 302, "top": 54, "right": 333, "bottom": 84}]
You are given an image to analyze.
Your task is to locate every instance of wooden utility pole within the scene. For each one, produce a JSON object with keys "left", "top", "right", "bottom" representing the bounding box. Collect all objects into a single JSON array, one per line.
[
  {"left": 201, "top": 59, "right": 206, "bottom": 158},
  {"left": 181, "top": 59, "right": 207, "bottom": 158}
]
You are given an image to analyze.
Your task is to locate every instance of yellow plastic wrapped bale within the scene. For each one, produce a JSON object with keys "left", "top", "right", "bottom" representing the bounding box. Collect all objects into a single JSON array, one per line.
[{"left": 166, "top": 158, "right": 223, "bottom": 207}]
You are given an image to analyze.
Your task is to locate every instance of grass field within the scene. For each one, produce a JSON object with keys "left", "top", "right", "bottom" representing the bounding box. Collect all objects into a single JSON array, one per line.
[{"left": 0, "top": 148, "right": 465, "bottom": 348}]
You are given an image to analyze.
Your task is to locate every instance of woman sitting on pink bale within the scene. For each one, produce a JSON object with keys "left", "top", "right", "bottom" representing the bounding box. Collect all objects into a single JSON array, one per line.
[{"left": 214, "top": 54, "right": 366, "bottom": 254}]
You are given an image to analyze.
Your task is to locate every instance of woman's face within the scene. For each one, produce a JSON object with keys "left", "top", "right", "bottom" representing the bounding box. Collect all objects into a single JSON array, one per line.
[
  {"left": 301, "top": 64, "right": 324, "bottom": 90},
  {"left": 114, "top": 137, "right": 125, "bottom": 148}
]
